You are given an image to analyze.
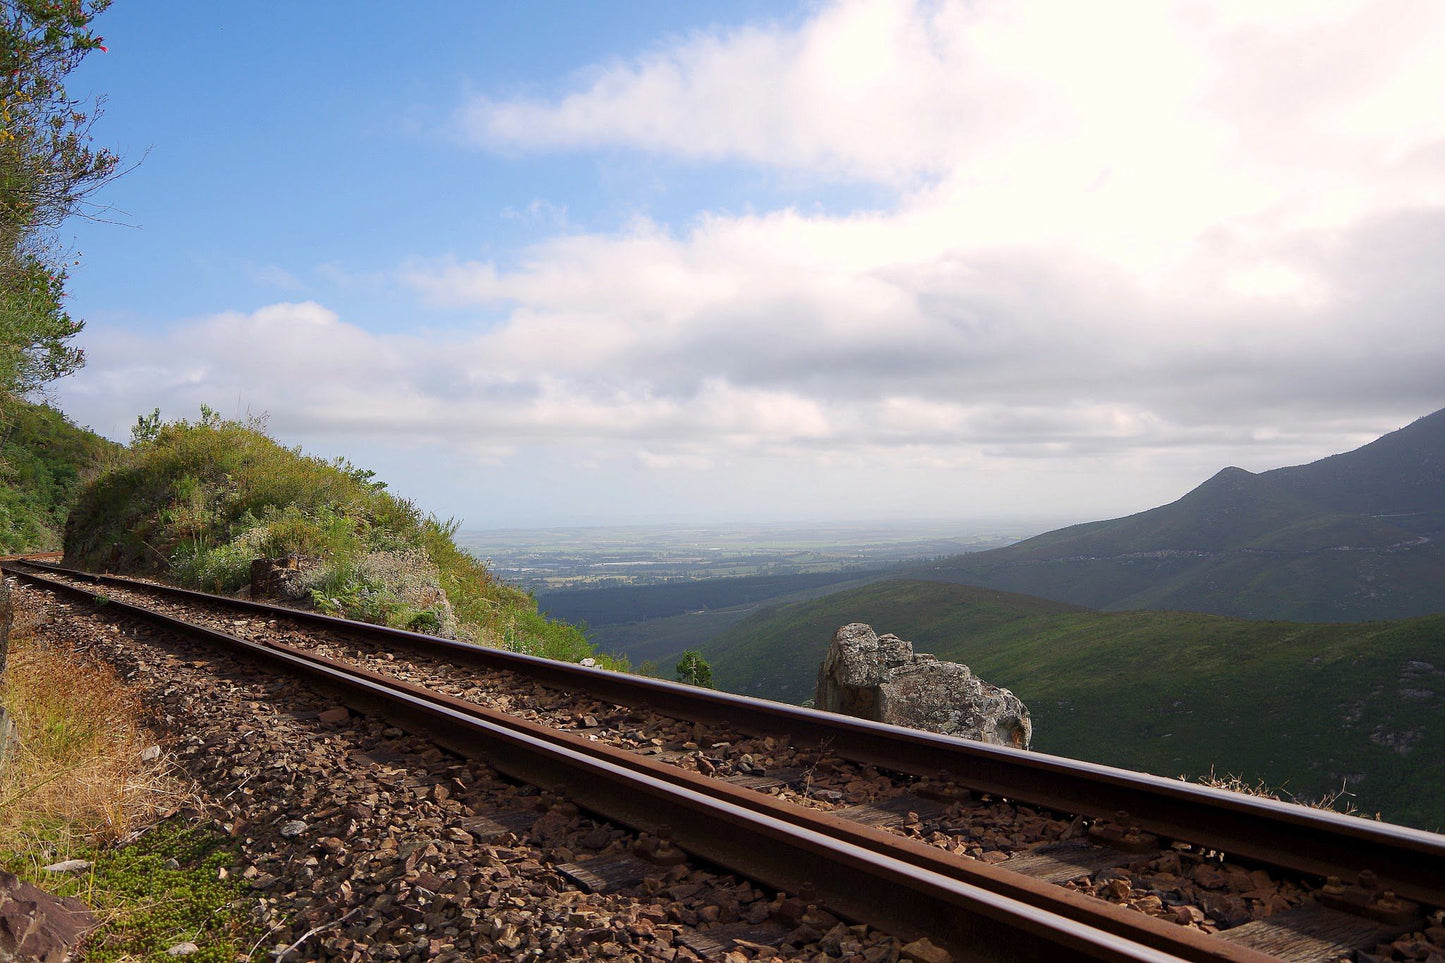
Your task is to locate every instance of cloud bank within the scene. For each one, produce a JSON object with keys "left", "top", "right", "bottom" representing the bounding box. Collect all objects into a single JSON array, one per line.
[{"left": 66, "top": 0, "right": 1445, "bottom": 522}]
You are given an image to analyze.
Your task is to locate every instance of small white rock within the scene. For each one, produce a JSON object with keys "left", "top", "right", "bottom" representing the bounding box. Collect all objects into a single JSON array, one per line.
[
  {"left": 165, "top": 942, "right": 200, "bottom": 956},
  {"left": 278, "top": 820, "right": 307, "bottom": 838},
  {"left": 140, "top": 745, "right": 161, "bottom": 762},
  {"left": 579, "top": 658, "right": 596, "bottom": 668},
  {"left": 43, "top": 859, "right": 93, "bottom": 873}
]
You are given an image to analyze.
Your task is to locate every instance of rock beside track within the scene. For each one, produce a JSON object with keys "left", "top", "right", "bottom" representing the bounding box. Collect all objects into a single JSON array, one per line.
[
  {"left": 0, "top": 869, "right": 94, "bottom": 963},
  {"left": 249, "top": 555, "right": 320, "bottom": 603},
  {"left": 815, "top": 623, "right": 1032, "bottom": 749}
]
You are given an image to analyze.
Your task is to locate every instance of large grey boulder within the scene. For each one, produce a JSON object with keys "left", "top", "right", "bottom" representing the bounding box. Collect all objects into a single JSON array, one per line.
[{"left": 814, "top": 623, "right": 1032, "bottom": 748}]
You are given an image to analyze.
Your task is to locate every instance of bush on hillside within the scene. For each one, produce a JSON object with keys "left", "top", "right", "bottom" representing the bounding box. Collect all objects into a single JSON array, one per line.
[
  {"left": 675, "top": 650, "right": 714, "bottom": 688},
  {"left": 64, "top": 409, "right": 620, "bottom": 666}
]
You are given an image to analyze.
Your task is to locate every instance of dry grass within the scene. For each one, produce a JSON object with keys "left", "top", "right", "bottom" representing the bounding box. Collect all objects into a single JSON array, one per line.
[
  {"left": 1192, "top": 766, "right": 1373, "bottom": 818},
  {"left": 0, "top": 601, "right": 186, "bottom": 863},
  {"left": 0, "top": 594, "right": 252, "bottom": 960}
]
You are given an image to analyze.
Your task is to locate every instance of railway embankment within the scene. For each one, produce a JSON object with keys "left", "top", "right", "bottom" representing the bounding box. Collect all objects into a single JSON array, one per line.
[{"left": 7, "top": 558, "right": 1445, "bottom": 962}]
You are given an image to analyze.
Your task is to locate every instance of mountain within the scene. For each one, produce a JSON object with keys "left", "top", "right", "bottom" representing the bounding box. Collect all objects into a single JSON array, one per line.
[
  {"left": 699, "top": 578, "right": 1445, "bottom": 831},
  {"left": 908, "top": 407, "right": 1445, "bottom": 621}
]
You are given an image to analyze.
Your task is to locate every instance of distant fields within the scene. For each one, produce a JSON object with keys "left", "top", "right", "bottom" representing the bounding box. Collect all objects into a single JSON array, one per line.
[
  {"left": 538, "top": 570, "right": 879, "bottom": 626},
  {"left": 513, "top": 520, "right": 1067, "bottom": 672},
  {"left": 459, "top": 519, "right": 1049, "bottom": 592},
  {"left": 560, "top": 572, "right": 890, "bottom": 667}
]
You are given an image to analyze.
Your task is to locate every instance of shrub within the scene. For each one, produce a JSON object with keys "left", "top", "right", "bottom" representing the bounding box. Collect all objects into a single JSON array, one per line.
[
  {"left": 169, "top": 541, "right": 253, "bottom": 594},
  {"left": 675, "top": 650, "right": 714, "bottom": 688}
]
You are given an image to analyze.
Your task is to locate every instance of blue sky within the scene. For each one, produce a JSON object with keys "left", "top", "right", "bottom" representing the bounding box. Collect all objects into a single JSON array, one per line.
[
  {"left": 48, "top": 1, "right": 1445, "bottom": 528},
  {"left": 66, "top": 2, "right": 851, "bottom": 330}
]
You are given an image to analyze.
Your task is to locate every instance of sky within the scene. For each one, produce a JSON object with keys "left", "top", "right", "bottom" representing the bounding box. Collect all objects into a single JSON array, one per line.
[{"left": 46, "top": 0, "right": 1445, "bottom": 529}]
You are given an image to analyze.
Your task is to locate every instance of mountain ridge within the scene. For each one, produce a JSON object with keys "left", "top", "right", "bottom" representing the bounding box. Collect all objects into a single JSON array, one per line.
[{"left": 909, "top": 406, "right": 1445, "bottom": 621}]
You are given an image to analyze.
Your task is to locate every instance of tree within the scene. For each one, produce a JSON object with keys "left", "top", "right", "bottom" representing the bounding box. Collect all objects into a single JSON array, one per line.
[
  {"left": 675, "top": 650, "right": 713, "bottom": 688},
  {"left": 0, "top": 252, "right": 83, "bottom": 394},
  {"left": 0, "top": 0, "right": 118, "bottom": 402}
]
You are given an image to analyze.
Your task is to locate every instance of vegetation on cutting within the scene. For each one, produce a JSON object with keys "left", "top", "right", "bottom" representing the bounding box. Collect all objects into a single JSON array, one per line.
[{"left": 65, "top": 407, "right": 621, "bottom": 666}]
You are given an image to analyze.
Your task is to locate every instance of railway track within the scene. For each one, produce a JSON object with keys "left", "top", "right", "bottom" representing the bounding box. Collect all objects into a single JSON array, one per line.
[{"left": 7, "top": 558, "right": 1445, "bottom": 963}]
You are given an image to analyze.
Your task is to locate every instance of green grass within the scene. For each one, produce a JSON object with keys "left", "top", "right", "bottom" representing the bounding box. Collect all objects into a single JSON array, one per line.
[
  {"left": 702, "top": 578, "right": 1445, "bottom": 830},
  {"left": 3, "top": 820, "right": 253, "bottom": 962}
]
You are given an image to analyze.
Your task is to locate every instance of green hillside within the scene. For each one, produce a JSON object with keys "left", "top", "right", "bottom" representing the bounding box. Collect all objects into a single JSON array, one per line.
[
  {"left": 64, "top": 410, "right": 615, "bottom": 665},
  {"left": 703, "top": 579, "right": 1445, "bottom": 830},
  {"left": 909, "top": 407, "right": 1445, "bottom": 622},
  {"left": 0, "top": 399, "right": 118, "bottom": 552}
]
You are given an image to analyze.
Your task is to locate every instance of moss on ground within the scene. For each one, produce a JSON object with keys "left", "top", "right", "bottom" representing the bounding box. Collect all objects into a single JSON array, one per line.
[{"left": 3, "top": 820, "right": 254, "bottom": 962}]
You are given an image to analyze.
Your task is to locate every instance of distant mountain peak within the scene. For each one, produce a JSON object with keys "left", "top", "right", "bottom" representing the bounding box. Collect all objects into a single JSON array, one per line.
[
  {"left": 1178, "top": 465, "right": 1263, "bottom": 506},
  {"left": 1207, "top": 465, "right": 1255, "bottom": 482}
]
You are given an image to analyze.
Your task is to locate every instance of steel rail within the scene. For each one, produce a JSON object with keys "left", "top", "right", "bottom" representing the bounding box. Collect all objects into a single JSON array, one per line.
[
  {"left": 11, "top": 559, "right": 1445, "bottom": 909},
  {"left": 6, "top": 562, "right": 1238, "bottom": 963}
]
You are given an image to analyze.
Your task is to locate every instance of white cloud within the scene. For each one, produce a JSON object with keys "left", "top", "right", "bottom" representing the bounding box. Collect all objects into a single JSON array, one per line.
[
  {"left": 244, "top": 263, "right": 305, "bottom": 291},
  {"left": 461, "top": 0, "right": 1445, "bottom": 261}
]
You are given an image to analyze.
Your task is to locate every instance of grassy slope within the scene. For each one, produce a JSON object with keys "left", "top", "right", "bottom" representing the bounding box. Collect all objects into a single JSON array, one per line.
[
  {"left": 703, "top": 579, "right": 1445, "bottom": 830},
  {"left": 0, "top": 399, "right": 118, "bottom": 551},
  {"left": 62, "top": 415, "right": 609, "bottom": 664}
]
